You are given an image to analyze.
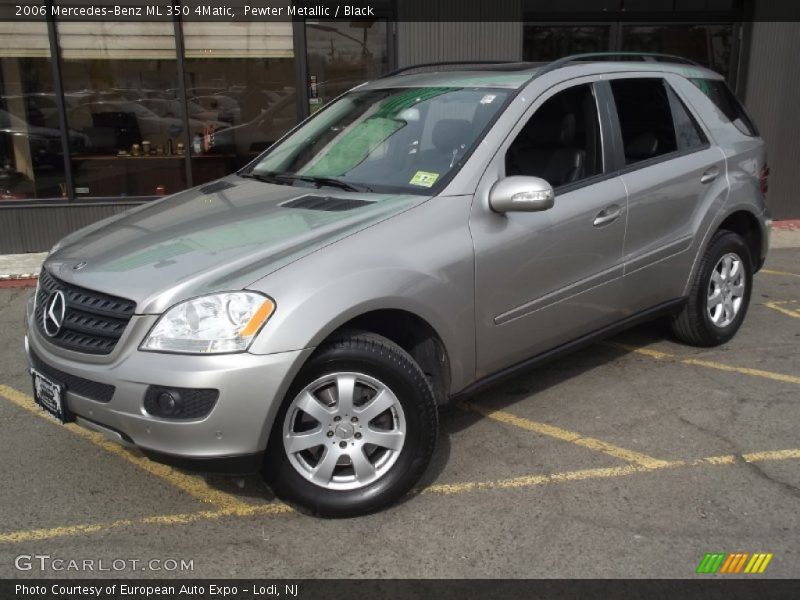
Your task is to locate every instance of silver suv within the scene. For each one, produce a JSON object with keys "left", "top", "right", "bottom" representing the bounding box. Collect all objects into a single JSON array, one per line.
[{"left": 25, "top": 54, "right": 770, "bottom": 516}]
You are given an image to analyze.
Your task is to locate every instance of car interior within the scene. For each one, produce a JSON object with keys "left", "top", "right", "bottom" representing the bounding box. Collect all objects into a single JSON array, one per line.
[
  {"left": 505, "top": 83, "right": 602, "bottom": 187},
  {"left": 609, "top": 78, "right": 679, "bottom": 165}
]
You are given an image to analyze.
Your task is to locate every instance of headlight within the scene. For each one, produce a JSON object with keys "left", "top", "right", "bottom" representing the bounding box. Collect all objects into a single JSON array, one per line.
[{"left": 140, "top": 292, "right": 275, "bottom": 354}]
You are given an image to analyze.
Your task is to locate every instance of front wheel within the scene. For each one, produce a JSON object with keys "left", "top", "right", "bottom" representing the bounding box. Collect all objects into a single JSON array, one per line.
[
  {"left": 265, "top": 331, "right": 438, "bottom": 517},
  {"left": 671, "top": 230, "right": 753, "bottom": 347}
]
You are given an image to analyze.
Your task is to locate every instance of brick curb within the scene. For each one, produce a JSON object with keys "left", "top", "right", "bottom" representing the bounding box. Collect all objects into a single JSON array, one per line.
[
  {"left": 771, "top": 219, "right": 800, "bottom": 231},
  {"left": 0, "top": 278, "right": 37, "bottom": 288}
]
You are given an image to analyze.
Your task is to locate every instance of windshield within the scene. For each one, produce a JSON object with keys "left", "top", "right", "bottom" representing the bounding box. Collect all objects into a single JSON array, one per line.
[{"left": 246, "top": 87, "right": 511, "bottom": 194}]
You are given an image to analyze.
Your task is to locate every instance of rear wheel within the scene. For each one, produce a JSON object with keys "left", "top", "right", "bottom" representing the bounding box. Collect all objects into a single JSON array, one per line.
[
  {"left": 671, "top": 230, "right": 752, "bottom": 347},
  {"left": 265, "top": 331, "right": 438, "bottom": 517}
]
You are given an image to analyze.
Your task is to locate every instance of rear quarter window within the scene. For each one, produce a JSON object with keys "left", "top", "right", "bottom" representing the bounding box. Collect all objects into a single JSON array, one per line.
[{"left": 689, "top": 78, "right": 758, "bottom": 137}]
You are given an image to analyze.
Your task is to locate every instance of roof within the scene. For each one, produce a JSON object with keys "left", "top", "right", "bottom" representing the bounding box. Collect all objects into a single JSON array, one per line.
[{"left": 362, "top": 54, "right": 723, "bottom": 91}]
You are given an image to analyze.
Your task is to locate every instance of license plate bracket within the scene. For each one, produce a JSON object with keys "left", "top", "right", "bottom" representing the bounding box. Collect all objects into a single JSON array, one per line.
[{"left": 31, "top": 369, "right": 74, "bottom": 423}]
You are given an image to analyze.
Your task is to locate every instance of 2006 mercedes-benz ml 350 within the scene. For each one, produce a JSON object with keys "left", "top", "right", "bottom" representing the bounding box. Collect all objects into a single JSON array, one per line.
[{"left": 26, "top": 54, "right": 770, "bottom": 516}]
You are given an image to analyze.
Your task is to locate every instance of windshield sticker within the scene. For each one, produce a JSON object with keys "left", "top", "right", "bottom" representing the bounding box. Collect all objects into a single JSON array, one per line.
[
  {"left": 410, "top": 171, "right": 439, "bottom": 187},
  {"left": 480, "top": 94, "right": 497, "bottom": 104}
]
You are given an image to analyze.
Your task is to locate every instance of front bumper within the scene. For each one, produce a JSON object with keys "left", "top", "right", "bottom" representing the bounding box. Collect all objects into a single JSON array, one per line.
[{"left": 25, "top": 296, "right": 312, "bottom": 473}]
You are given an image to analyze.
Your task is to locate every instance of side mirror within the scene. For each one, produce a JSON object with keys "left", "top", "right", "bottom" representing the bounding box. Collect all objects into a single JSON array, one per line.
[{"left": 489, "top": 176, "right": 555, "bottom": 213}]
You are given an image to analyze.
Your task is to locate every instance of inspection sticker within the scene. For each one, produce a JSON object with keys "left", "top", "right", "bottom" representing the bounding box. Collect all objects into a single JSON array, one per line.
[
  {"left": 410, "top": 171, "right": 440, "bottom": 187},
  {"left": 480, "top": 94, "right": 497, "bottom": 104}
]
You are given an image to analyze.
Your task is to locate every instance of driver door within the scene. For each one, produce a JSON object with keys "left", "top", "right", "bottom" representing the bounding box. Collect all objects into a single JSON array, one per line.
[{"left": 470, "top": 77, "right": 629, "bottom": 378}]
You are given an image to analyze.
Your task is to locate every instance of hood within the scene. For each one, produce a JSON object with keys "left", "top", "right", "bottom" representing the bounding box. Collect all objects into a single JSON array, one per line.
[{"left": 46, "top": 176, "right": 428, "bottom": 314}]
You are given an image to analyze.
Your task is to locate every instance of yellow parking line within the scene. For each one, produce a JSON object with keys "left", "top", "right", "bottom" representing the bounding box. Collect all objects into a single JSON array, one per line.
[
  {"left": 422, "top": 447, "right": 800, "bottom": 496},
  {"left": 604, "top": 343, "right": 800, "bottom": 386},
  {"left": 764, "top": 300, "right": 800, "bottom": 320},
  {"left": 0, "top": 503, "right": 291, "bottom": 545},
  {"left": 0, "top": 384, "right": 265, "bottom": 511},
  {"left": 2, "top": 448, "right": 799, "bottom": 544},
  {"left": 459, "top": 401, "right": 670, "bottom": 468},
  {"left": 761, "top": 269, "right": 800, "bottom": 278}
]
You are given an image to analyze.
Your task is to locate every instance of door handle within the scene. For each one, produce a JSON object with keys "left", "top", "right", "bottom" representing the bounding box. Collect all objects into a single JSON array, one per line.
[
  {"left": 593, "top": 204, "right": 622, "bottom": 227},
  {"left": 700, "top": 167, "right": 719, "bottom": 184}
]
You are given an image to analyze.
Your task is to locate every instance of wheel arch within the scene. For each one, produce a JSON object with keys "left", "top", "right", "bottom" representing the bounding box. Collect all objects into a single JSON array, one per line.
[
  {"left": 717, "top": 209, "right": 765, "bottom": 271},
  {"left": 683, "top": 205, "right": 766, "bottom": 298},
  {"left": 311, "top": 308, "right": 452, "bottom": 406}
]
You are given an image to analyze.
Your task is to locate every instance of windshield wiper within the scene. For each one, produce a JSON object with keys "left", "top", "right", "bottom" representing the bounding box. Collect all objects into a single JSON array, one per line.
[
  {"left": 239, "top": 172, "right": 293, "bottom": 186},
  {"left": 241, "top": 172, "right": 371, "bottom": 193},
  {"left": 291, "top": 175, "right": 372, "bottom": 193}
]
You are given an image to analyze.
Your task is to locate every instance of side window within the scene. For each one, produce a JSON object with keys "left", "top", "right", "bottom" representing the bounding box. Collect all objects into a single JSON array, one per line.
[
  {"left": 505, "top": 83, "right": 603, "bottom": 188},
  {"left": 610, "top": 78, "right": 678, "bottom": 165},
  {"left": 665, "top": 84, "right": 707, "bottom": 151},
  {"left": 689, "top": 78, "right": 758, "bottom": 137}
]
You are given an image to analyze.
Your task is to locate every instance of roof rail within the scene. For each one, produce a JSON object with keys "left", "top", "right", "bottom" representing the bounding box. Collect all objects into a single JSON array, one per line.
[
  {"left": 377, "top": 53, "right": 702, "bottom": 84},
  {"left": 536, "top": 52, "right": 702, "bottom": 77},
  {"left": 380, "top": 61, "right": 530, "bottom": 79}
]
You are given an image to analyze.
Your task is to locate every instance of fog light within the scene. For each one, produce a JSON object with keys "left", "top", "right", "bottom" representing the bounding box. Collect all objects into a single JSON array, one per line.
[
  {"left": 144, "top": 385, "right": 219, "bottom": 420},
  {"left": 156, "top": 391, "right": 177, "bottom": 416}
]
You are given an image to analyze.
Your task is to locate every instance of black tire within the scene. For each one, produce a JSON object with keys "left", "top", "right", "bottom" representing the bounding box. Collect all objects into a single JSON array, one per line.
[
  {"left": 264, "top": 330, "right": 438, "bottom": 517},
  {"left": 671, "top": 230, "right": 753, "bottom": 347}
]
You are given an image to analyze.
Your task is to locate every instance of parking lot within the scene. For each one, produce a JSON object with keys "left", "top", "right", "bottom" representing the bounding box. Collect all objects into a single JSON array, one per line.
[{"left": 0, "top": 247, "right": 798, "bottom": 579}]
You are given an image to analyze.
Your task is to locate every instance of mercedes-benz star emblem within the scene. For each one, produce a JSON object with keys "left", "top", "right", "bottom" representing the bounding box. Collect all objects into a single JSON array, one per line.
[
  {"left": 73, "top": 261, "right": 87, "bottom": 270},
  {"left": 43, "top": 290, "right": 66, "bottom": 337}
]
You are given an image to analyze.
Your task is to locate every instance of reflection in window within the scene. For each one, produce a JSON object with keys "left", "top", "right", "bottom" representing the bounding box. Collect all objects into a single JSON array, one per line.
[
  {"left": 305, "top": 21, "right": 388, "bottom": 108},
  {"left": 58, "top": 18, "right": 186, "bottom": 198},
  {"left": 0, "top": 21, "right": 65, "bottom": 200},
  {"left": 252, "top": 87, "right": 511, "bottom": 194},
  {"left": 182, "top": 22, "right": 297, "bottom": 184}
]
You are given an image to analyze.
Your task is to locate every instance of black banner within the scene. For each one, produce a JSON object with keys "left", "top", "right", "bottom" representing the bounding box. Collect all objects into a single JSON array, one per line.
[
  {"left": 2, "top": 0, "right": 800, "bottom": 22},
  {"left": 4, "top": 579, "right": 800, "bottom": 600}
]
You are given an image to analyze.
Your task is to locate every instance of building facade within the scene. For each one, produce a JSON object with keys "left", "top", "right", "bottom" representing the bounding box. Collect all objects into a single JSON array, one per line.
[{"left": 1, "top": 0, "right": 798, "bottom": 253}]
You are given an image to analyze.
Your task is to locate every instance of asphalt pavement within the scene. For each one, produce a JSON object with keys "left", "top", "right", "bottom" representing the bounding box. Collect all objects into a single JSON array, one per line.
[{"left": 0, "top": 248, "right": 798, "bottom": 579}]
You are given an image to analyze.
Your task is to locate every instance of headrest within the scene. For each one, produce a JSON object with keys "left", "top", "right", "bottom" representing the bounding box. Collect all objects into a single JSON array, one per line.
[
  {"left": 432, "top": 119, "right": 471, "bottom": 151},
  {"left": 558, "top": 113, "right": 576, "bottom": 145},
  {"left": 626, "top": 133, "right": 659, "bottom": 160},
  {"left": 529, "top": 113, "right": 577, "bottom": 147}
]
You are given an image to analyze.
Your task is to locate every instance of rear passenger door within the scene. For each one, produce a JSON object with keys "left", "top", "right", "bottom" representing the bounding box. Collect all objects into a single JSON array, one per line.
[{"left": 607, "top": 75, "right": 728, "bottom": 312}]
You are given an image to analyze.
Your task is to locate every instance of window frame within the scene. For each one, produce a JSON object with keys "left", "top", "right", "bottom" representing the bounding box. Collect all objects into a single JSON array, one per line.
[
  {"left": 602, "top": 73, "right": 712, "bottom": 177},
  {"left": 499, "top": 77, "right": 617, "bottom": 196}
]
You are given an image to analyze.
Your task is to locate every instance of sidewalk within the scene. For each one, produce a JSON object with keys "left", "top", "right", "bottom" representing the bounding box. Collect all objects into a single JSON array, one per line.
[
  {"left": 0, "top": 253, "right": 47, "bottom": 287},
  {"left": 1, "top": 222, "right": 799, "bottom": 286}
]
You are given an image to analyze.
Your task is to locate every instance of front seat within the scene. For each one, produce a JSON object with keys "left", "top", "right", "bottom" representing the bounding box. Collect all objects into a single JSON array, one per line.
[{"left": 507, "top": 113, "right": 586, "bottom": 186}]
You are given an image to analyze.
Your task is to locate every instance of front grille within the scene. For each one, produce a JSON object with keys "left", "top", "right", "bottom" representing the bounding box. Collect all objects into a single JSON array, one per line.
[
  {"left": 29, "top": 349, "right": 115, "bottom": 403},
  {"left": 35, "top": 269, "right": 136, "bottom": 355},
  {"left": 143, "top": 386, "right": 219, "bottom": 420}
]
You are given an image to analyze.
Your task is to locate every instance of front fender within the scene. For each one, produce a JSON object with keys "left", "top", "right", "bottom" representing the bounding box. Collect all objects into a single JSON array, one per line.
[{"left": 247, "top": 265, "right": 474, "bottom": 394}]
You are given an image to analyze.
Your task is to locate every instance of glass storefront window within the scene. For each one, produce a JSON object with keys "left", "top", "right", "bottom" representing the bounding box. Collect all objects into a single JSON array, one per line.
[
  {"left": 0, "top": 20, "right": 66, "bottom": 201},
  {"left": 621, "top": 24, "right": 736, "bottom": 81},
  {"left": 523, "top": 25, "right": 611, "bottom": 62},
  {"left": 57, "top": 15, "right": 186, "bottom": 198},
  {"left": 305, "top": 20, "right": 389, "bottom": 109},
  {"left": 182, "top": 21, "right": 297, "bottom": 184}
]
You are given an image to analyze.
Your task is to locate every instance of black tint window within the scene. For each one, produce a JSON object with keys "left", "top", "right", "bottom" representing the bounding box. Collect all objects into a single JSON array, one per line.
[
  {"left": 610, "top": 78, "right": 677, "bottom": 165},
  {"left": 665, "top": 85, "right": 707, "bottom": 151},
  {"left": 690, "top": 78, "right": 758, "bottom": 136},
  {"left": 505, "top": 83, "right": 602, "bottom": 187}
]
